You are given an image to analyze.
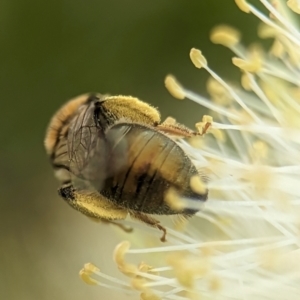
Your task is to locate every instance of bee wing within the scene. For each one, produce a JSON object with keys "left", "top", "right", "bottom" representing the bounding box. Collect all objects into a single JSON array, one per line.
[
  {"left": 67, "top": 102, "right": 105, "bottom": 190},
  {"left": 67, "top": 103, "right": 129, "bottom": 191}
]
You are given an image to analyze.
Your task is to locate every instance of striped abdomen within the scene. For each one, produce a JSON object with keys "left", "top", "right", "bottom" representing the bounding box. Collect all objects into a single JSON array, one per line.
[{"left": 100, "top": 123, "right": 207, "bottom": 215}]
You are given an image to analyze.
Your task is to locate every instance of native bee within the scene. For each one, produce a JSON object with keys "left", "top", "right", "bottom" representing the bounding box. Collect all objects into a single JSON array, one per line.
[{"left": 44, "top": 94, "right": 209, "bottom": 241}]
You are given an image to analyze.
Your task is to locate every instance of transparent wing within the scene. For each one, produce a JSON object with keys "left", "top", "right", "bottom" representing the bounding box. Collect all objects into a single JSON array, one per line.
[{"left": 67, "top": 102, "right": 129, "bottom": 191}]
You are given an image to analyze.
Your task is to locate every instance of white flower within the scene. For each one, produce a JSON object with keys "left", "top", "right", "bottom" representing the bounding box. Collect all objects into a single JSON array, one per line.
[{"left": 81, "top": 1, "right": 300, "bottom": 299}]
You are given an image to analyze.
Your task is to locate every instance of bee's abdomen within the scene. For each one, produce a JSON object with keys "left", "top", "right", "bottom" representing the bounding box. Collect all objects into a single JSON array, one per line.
[{"left": 100, "top": 123, "right": 207, "bottom": 214}]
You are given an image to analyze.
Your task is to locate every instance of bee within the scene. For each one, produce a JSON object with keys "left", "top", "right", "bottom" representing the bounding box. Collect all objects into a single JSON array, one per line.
[{"left": 44, "top": 94, "right": 209, "bottom": 241}]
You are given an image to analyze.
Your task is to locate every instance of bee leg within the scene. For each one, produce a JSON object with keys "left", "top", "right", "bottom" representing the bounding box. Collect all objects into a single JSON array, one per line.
[
  {"left": 87, "top": 217, "right": 133, "bottom": 232},
  {"left": 129, "top": 212, "right": 167, "bottom": 242},
  {"left": 157, "top": 117, "right": 211, "bottom": 138},
  {"left": 58, "top": 184, "right": 132, "bottom": 233},
  {"left": 99, "top": 219, "right": 133, "bottom": 233}
]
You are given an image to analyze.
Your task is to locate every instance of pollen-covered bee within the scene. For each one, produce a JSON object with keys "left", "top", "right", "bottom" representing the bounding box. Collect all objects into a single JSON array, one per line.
[{"left": 44, "top": 94, "right": 209, "bottom": 241}]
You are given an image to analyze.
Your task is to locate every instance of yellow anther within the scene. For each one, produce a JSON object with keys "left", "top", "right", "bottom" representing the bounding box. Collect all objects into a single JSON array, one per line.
[
  {"left": 210, "top": 128, "right": 226, "bottom": 142},
  {"left": 113, "top": 241, "right": 130, "bottom": 266},
  {"left": 287, "top": 0, "right": 300, "bottom": 14},
  {"left": 195, "top": 115, "right": 212, "bottom": 135},
  {"left": 190, "top": 48, "right": 207, "bottom": 69},
  {"left": 165, "top": 188, "right": 185, "bottom": 211},
  {"left": 83, "top": 263, "right": 100, "bottom": 274},
  {"left": 257, "top": 23, "right": 277, "bottom": 39},
  {"left": 210, "top": 25, "right": 241, "bottom": 47},
  {"left": 207, "top": 77, "right": 226, "bottom": 96},
  {"left": 270, "top": 40, "right": 284, "bottom": 58},
  {"left": 232, "top": 56, "right": 262, "bottom": 73},
  {"left": 165, "top": 75, "right": 185, "bottom": 99},
  {"left": 235, "top": 0, "right": 251, "bottom": 13},
  {"left": 190, "top": 175, "right": 206, "bottom": 195},
  {"left": 131, "top": 277, "right": 148, "bottom": 291},
  {"left": 138, "top": 262, "right": 157, "bottom": 275},
  {"left": 79, "top": 269, "right": 99, "bottom": 286},
  {"left": 202, "top": 115, "right": 213, "bottom": 124},
  {"left": 113, "top": 241, "right": 138, "bottom": 276},
  {"left": 167, "top": 252, "right": 210, "bottom": 289},
  {"left": 241, "top": 73, "right": 252, "bottom": 91},
  {"left": 252, "top": 140, "right": 268, "bottom": 161},
  {"left": 207, "top": 77, "right": 232, "bottom": 106}
]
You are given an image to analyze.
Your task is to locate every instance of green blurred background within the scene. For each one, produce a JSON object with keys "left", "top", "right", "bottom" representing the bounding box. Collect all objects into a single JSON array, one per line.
[{"left": 0, "top": 1, "right": 261, "bottom": 299}]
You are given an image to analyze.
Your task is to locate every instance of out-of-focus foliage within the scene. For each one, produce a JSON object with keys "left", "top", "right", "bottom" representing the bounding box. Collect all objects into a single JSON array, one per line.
[{"left": 0, "top": 1, "right": 260, "bottom": 299}]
